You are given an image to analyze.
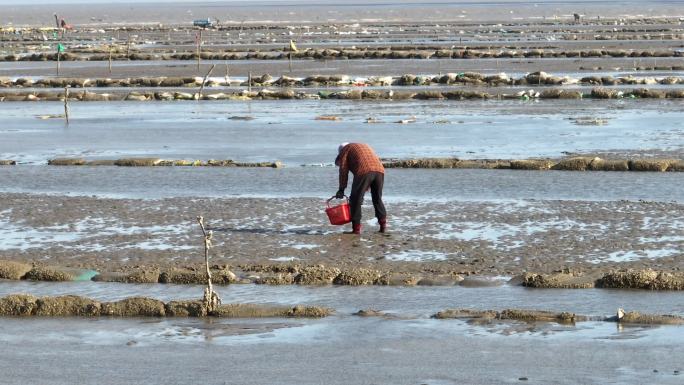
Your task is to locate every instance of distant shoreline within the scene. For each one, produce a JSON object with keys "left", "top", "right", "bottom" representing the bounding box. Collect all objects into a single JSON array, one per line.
[{"left": 2, "top": 0, "right": 683, "bottom": 26}]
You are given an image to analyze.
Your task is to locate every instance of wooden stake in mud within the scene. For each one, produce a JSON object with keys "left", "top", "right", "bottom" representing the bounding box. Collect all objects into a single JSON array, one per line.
[
  {"left": 288, "top": 52, "right": 293, "bottom": 72},
  {"left": 248, "top": 71, "right": 252, "bottom": 92},
  {"left": 63, "top": 86, "right": 70, "bottom": 125},
  {"left": 198, "top": 64, "right": 216, "bottom": 100},
  {"left": 197, "top": 216, "right": 221, "bottom": 313},
  {"left": 108, "top": 45, "right": 113, "bottom": 74},
  {"left": 224, "top": 61, "right": 230, "bottom": 84},
  {"left": 196, "top": 30, "right": 202, "bottom": 72}
]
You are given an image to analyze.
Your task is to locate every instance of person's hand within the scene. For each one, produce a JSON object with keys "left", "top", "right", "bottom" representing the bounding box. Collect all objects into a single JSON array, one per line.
[{"left": 335, "top": 189, "right": 345, "bottom": 199}]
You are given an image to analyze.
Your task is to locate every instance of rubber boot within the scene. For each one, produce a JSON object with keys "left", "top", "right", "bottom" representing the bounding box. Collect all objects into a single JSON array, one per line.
[
  {"left": 378, "top": 218, "right": 387, "bottom": 233},
  {"left": 344, "top": 223, "right": 362, "bottom": 235}
]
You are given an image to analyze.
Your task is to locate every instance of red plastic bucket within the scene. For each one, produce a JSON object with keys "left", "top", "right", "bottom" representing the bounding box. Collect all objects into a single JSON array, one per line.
[{"left": 326, "top": 197, "right": 351, "bottom": 225}]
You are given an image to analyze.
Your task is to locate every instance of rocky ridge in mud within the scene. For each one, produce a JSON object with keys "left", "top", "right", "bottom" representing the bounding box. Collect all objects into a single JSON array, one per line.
[
  {"left": 2, "top": 260, "right": 683, "bottom": 291},
  {"left": 2, "top": 156, "right": 683, "bottom": 172},
  {"left": 5, "top": 87, "right": 684, "bottom": 103},
  {"left": 432, "top": 308, "right": 684, "bottom": 325},
  {"left": 0, "top": 293, "right": 331, "bottom": 318},
  {"left": 5, "top": 71, "right": 684, "bottom": 89}
]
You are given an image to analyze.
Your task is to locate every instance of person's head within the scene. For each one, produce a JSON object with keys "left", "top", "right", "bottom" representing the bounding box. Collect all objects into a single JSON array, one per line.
[{"left": 335, "top": 142, "right": 349, "bottom": 166}]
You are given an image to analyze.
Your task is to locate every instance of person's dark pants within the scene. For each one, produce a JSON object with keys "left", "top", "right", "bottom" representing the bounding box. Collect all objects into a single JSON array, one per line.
[{"left": 350, "top": 172, "right": 386, "bottom": 226}]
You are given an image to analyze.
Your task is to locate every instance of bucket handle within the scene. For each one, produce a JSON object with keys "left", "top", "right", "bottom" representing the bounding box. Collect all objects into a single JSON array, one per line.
[{"left": 327, "top": 196, "right": 348, "bottom": 208}]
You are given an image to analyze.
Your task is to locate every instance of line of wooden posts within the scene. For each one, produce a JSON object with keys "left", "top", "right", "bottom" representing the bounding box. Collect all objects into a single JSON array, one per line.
[{"left": 53, "top": 28, "right": 300, "bottom": 125}]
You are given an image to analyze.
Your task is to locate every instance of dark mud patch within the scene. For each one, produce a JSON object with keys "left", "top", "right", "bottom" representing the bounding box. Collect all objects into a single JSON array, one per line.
[
  {"left": 433, "top": 308, "right": 583, "bottom": 323},
  {"left": 522, "top": 271, "right": 598, "bottom": 289},
  {"left": 158, "top": 268, "right": 237, "bottom": 285},
  {"left": 432, "top": 309, "right": 499, "bottom": 320},
  {"left": 44, "top": 157, "right": 283, "bottom": 168},
  {"left": 458, "top": 276, "right": 504, "bottom": 288},
  {"left": 0, "top": 294, "right": 38, "bottom": 316},
  {"left": 352, "top": 309, "right": 402, "bottom": 319},
  {"left": 619, "top": 310, "right": 684, "bottom": 325},
  {"left": 213, "top": 304, "right": 331, "bottom": 318},
  {"left": 385, "top": 157, "right": 684, "bottom": 172},
  {"left": 598, "top": 270, "right": 684, "bottom": 290},
  {"left": 333, "top": 268, "right": 383, "bottom": 285},
  {"left": 30, "top": 156, "right": 684, "bottom": 172},
  {"left": 293, "top": 265, "right": 341, "bottom": 285},
  {"left": 435, "top": 307, "right": 684, "bottom": 326},
  {"left": 35, "top": 295, "right": 101, "bottom": 316},
  {"left": 417, "top": 274, "right": 462, "bottom": 286},
  {"left": 93, "top": 269, "right": 161, "bottom": 284},
  {"left": 0, "top": 260, "right": 32, "bottom": 280},
  {"left": 101, "top": 297, "right": 167, "bottom": 317},
  {"left": 165, "top": 300, "right": 207, "bottom": 317},
  {"left": 23, "top": 266, "right": 77, "bottom": 282}
]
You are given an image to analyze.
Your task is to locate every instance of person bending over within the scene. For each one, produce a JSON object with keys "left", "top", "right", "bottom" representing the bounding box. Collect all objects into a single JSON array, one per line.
[{"left": 334, "top": 142, "right": 387, "bottom": 235}]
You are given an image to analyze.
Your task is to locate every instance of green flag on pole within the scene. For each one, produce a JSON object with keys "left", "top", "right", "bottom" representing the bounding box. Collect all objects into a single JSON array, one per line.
[{"left": 57, "top": 43, "right": 66, "bottom": 53}]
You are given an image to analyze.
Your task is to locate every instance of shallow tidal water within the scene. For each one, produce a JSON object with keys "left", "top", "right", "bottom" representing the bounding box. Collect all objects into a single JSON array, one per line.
[
  {"left": 2, "top": 280, "right": 684, "bottom": 316},
  {"left": 1, "top": 99, "right": 684, "bottom": 165},
  {"left": 1, "top": 281, "right": 683, "bottom": 385},
  {"left": 1, "top": 166, "right": 683, "bottom": 202}
]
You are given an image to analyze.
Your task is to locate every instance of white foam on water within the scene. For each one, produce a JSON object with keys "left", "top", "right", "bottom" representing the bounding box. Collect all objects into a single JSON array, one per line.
[
  {"left": 290, "top": 244, "right": 320, "bottom": 250},
  {"left": 0, "top": 215, "right": 188, "bottom": 251},
  {"left": 429, "top": 221, "right": 518, "bottom": 243},
  {"left": 130, "top": 241, "right": 196, "bottom": 251},
  {"left": 428, "top": 220, "right": 610, "bottom": 250},
  {"left": 589, "top": 248, "right": 681, "bottom": 263},
  {"left": 269, "top": 257, "right": 301, "bottom": 262},
  {"left": 385, "top": 250, "right": 449, "bottom": 262},
  {"left": 0, "top": 219, "right": 81, "bottom": 250},
  {"left": 639, "top": 236, "right": 684, "bottom": 243}
]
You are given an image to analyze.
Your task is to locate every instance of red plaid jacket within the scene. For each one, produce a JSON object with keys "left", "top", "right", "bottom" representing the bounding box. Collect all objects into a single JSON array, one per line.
[{"left": 337, "top": 143, "right": 384, "bottom": 190}]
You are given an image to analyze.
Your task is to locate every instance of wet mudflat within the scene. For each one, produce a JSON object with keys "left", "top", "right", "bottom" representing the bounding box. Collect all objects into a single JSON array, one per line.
[
  {"left": 2, "top": 1, "right": 684, "bottom": 383},
  {"left": 0, "top": 192, "right": 681, "bottom": 275}
]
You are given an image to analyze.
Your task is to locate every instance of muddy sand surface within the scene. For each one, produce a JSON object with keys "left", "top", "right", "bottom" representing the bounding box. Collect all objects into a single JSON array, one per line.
[{"left": 0, "top": 193, "right": 681, "bottom": 276}]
